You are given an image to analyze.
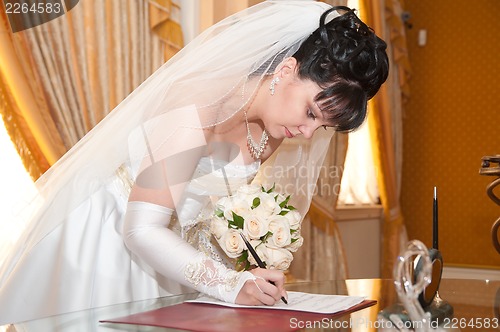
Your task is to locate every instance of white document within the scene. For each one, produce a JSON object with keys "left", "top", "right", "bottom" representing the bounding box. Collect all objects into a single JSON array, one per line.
[{"left": 188, "top": 291, "right": 366, "bottom": 314}]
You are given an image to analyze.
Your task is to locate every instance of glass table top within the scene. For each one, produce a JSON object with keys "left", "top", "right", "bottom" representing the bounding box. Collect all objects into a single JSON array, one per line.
[{"left": 2, "top": 278, "right": 499, "bottom": 331}]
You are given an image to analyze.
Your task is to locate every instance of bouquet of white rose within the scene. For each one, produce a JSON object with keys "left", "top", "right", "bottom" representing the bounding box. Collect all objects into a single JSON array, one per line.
[{"left": 210, "top": 184, "right": 303, "bottom": 271}]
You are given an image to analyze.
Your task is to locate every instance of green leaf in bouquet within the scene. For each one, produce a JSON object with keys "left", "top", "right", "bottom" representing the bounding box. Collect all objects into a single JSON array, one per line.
[
  {"left": 215, "top": 208, "right": 224, "bottom": 218},
  {"left": 260, "top": 231, "right": 273, "bottom": 243},
  {"left": 236, "top": 251, "right": 251, "bottom": 271},
  {"left": 287, "top": 204, "right": 297, "bottom": 211},
  {"left": 243, "top": 261, "right": 251, "bottom": 271},
  {"left": 251, "top": 197, "right": 260, "bottom": 209},
  {"left": 291, "top": 237, "right": 299, "bottom": 243},
  {"left": 279, "top": 195, "right": 291, "bottom": 208},
  {"left": 230, "top": 212, "right": 244, "bottom": 229},
  {"left": 262, "top": 183, "right": 275, "bottom": 193},
  {"left": 237, "top": 250, "right": 248, "bottom": 263},
  {"left": 279, "top": 210, "right": 289, "bottom": 216}
]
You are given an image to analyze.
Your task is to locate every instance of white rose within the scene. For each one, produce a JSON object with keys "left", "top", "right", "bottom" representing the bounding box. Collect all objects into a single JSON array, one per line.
[
  {"left": 283, "top": 210, "right": 301, "bottom": 230},
  {"left": 268, "top": 216, "right": 292, "bottom": 248},
  {"left": 253, "top": 192, "right": 281, "bottom": 217},
  {"left": 274, "top": 193, "right": 287, "bottom": 205},
  {"left": 210, "top": 216, "right": 228, "bottom": 240},
  {"left": 247, "top": 240, "right": 268, "bottom": 266},
  {"left": 242, "top": 213, "right": 269, "bottom": 240},
  {"left": 221, "top": 196, "right": 250, "bottom": 221},
  {"left": 266, "top": 247, "right": 294, "bottom": 271},
  {"left": 214, "top": 196, "right": 233, "bottom": 220},
  {"left": 221, "top": 229, "right": 245, "bottom": 258},
  {"left": 215, "top": 196, "right": 232, "bottom": 212},
  {"left": 285, "top": 235, "right": 304, "bottom": 252}
]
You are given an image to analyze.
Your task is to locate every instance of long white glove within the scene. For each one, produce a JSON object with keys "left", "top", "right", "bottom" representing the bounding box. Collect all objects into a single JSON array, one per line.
[{"left": 123, "top": 201, "right": 255, "bottom": 303}]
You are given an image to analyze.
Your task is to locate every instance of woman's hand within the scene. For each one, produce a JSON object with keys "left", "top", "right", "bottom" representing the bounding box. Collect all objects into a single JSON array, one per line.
[{"left": 235, "top": 268, "right": 288, "bottom": 305}]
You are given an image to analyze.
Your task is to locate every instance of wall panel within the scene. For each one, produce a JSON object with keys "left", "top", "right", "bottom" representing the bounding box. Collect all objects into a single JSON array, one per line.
[{"left": 402, "top": 0, "right": 500, "bottom": 268}]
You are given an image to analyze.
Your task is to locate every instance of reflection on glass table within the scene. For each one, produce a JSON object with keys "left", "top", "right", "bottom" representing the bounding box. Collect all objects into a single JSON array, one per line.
[{"left": 1, "top": 278, "right": 499, "bottom": 331}]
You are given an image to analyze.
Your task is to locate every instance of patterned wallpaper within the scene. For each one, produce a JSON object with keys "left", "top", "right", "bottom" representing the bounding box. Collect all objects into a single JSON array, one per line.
[{"left": 401, "top": 0, "right": 500, "bottom": 268}]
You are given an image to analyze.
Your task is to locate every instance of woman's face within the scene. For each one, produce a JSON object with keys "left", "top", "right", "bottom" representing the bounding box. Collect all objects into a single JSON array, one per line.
[{"left": 258, "top": 58, "right": 330, "bottom": 140}]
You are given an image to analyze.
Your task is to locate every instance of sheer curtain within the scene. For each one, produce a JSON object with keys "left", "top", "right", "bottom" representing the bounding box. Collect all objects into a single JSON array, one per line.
[{"left": 289, "top": 132, "right": 349, "bottom": 283}]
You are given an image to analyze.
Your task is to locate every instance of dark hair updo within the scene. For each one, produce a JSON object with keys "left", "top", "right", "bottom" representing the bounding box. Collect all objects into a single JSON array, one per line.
[{"left": 293, "top": 6, "right": 389, "bottom": 132}]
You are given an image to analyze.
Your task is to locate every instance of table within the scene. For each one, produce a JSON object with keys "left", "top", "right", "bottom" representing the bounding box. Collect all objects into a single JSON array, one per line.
[{"left": 1, "top": 278, "right": 499, "bottom": 331}]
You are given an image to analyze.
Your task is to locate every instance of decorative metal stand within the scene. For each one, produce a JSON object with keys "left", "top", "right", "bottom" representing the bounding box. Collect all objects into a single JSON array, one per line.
[
  {"left": 480, "top": 155, "right": 500, "bottom": 323},
  {"left": 479, "top": 155, "right": 500, "bottom": 254}
]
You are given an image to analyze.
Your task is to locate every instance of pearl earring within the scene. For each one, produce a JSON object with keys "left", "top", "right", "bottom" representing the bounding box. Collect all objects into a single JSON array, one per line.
[{"left": 269, "top": 77, "right": 280, "bottom": 96}]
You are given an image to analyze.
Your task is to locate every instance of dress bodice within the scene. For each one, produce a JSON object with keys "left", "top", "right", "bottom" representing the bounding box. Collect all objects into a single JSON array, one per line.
[
  {"left": 173, "top": 156, "right": 260, "bottom": 230},
  {"left": 173, "top": 156, "right": 260, "bottom": 267},
  {"left": 186, "top": 156, "right": 260, "bottom": 197}
]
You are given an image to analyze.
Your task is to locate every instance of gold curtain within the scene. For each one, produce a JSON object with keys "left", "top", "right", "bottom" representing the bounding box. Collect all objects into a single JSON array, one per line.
[
  {"left": 359, "top": 0, "right": 411, "bottom": 285},
  {"left": 149, "top": 0, "right": 183, "bottom": 60},
  {"left": 0, "top": 10, "right": 65, "bottom": 178},
  {"left": 0, "top": 0, "right": 183, "bottom": 180}
]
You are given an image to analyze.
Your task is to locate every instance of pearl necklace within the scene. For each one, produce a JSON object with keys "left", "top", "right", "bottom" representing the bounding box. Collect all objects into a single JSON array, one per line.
[{"left": 244, "top": 110, "right": 268, "bottom": 160}]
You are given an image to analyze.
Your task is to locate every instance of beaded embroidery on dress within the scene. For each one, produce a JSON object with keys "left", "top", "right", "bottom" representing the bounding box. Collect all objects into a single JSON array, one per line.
[{"left": 177, "top": 157, "right": 260, "bottom": 269}]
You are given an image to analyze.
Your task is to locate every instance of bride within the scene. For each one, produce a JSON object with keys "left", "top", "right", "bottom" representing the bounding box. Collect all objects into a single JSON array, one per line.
[{"left": 0, "top": 0, "right": 388, "bottom": 325}]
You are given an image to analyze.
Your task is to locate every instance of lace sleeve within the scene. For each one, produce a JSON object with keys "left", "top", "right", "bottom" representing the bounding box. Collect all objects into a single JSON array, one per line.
[
  {"left": 123, "top": 201, "right": 256, "bottom": 303},
  {"left": 184, "top": 254, "right": 256, "bottom": 301}
]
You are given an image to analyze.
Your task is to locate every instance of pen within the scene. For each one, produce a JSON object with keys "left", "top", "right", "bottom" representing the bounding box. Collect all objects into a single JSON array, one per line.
[
  {"left": 239, "top": 231, "right": 288, "bottom": 304},
  {"left": 433, "top": 186, "right": 438, "bottom": 250}
]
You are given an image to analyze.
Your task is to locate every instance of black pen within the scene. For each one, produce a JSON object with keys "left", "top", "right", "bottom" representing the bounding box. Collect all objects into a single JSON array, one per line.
[
  {"left": 433, "top": 186, "right": 438, "bottom": 250},
  {"left": 239, "top": 231, "right": 288, "bottom": 304}
]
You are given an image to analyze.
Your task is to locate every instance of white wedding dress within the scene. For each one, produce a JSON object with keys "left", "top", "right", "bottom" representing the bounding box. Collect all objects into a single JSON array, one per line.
[{"left": 0, "top": 156, "right": 259, "bottom": 325}]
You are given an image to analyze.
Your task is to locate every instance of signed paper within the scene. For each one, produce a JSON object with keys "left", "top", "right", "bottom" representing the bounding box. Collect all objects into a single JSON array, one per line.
[{"left": 188, "top": 291, "right": 366, "bottom": 314}]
